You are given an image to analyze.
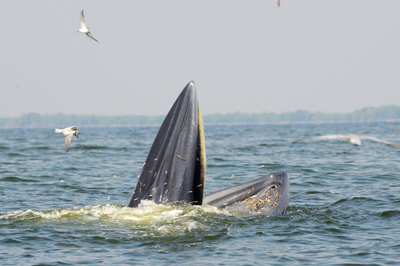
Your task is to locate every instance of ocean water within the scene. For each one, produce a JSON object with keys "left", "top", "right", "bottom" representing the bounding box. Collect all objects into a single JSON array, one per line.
[{"left": 1, "top": 122, "right": 400, "bottom": 265}]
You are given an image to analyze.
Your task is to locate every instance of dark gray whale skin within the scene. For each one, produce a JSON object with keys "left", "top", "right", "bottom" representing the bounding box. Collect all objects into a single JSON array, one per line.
[
  {"left": 127, "top": 81, "right": 289, "bottom": 216},
  {"left": 204, "top": 171, "right": 289, "bottom": 216},
  {"left": 127, "top": 81, "right": 205, "bottom": 208}
]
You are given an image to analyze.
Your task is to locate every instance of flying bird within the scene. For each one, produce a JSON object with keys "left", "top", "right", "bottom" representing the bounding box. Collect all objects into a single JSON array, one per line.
[
  {"left": 277, "top": 0, "right": 280, "bottom": 7},
  {"left": 55, "top": 126, "right": 80, "bottom": 152},
  {"left": 292, "top": 134, "right": 400, "bottom": 148},
  {"left": 78, "top": 9, "right": 99, "bottom": 43}
]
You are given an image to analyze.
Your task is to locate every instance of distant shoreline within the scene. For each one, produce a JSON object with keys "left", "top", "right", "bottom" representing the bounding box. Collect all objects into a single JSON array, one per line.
[{"left": 1, "top": 105, "right": 400, "bottom": 128}]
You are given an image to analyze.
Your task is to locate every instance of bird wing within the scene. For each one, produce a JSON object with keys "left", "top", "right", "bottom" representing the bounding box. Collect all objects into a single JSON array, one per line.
[
  {"left": 293, "top": 134, "right": 349, "bottom": 143},
  {"left": 64, "top": 134, "right": 73, "bottom": 152},
  {"left": 79, "top": 10, "right": 89, "bottom": 30},
  {"left": 80, "top": 10, "right": 85, "bottom": 23},
  {"left": 86, "top": 32, "right": 99, "bottom": 43},
  {"left": 360, "top": 136, "right": 400, "bottom": 148}
]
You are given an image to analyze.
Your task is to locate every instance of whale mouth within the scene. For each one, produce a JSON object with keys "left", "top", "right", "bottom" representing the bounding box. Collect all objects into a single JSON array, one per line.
[
  {"left": 204, "top": 171, "right": 289, "bottom": 216},
  {"left": 127, "top": 81, "right": 289, "bottom": 216}
]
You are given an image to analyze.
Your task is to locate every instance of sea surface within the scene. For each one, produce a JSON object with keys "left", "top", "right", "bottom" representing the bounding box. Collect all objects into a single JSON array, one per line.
[{"left": 1, "top": 122, "right": 400, "bottom": 265}]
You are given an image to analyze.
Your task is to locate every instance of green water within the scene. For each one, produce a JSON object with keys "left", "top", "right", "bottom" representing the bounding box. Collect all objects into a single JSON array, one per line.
[{"left": 1, "top": 123, "right": 400, "bottom": 265}]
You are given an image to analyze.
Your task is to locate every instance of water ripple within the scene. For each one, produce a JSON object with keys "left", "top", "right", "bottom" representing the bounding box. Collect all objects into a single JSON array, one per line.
[{"left": 0, "top": 124, "right": 400, "bottom": 264}]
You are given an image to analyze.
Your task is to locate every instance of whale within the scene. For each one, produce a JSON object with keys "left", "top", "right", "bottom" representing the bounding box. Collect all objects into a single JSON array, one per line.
[{"left": 127, "top": 81, "right": 289, "bottom": 216}]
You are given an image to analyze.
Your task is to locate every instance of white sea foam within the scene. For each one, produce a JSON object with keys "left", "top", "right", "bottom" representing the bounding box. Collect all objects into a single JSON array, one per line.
[
  {"left": 0, "top": 201, "right": 232, "bottom": 226},
  {"left": 0, "top": 200, "right": 237, "bottom": 237}
]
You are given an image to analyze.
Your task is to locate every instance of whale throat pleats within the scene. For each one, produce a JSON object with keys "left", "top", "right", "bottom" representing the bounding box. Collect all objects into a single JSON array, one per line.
[{"left": 127, "top": 81, "right": 205, "bottom": 207}]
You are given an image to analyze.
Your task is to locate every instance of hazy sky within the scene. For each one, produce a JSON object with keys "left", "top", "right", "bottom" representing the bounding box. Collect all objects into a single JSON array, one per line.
[{"left": 1, "top": 1, "right": 400, "bottom": 117}]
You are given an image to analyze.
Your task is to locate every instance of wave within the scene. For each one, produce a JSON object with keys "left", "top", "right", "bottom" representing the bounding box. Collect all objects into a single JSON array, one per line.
[
  {"left": 75, "top": 145, "right": 109, "bottom": 150},
  {"left": 0, "top": 176, "right": 40, "bottom": 182},
  {"left": 378, "top": 210, "right": 400, "bottom": 218},
  {"left": 0, "top": 201, "right": 236, "bottom": 235},
  {"left": 35, "top": 146, "right": 52, "bottom": 150}
]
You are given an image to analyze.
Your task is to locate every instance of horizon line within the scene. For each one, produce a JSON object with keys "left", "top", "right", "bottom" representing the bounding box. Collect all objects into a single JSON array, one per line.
[{"left": 1, "top": 104, "right": 399, "bottom": 119}]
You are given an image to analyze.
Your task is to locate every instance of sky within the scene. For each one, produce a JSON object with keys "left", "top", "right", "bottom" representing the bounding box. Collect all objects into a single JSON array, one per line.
[{"left": 1, "top": 1, "right": 400, "bottom": 117}]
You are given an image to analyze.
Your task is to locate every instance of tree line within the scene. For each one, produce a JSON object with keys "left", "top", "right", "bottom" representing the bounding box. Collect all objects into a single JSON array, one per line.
[{"left": 1, "top": 105, "right": 400, "bottom": 128}]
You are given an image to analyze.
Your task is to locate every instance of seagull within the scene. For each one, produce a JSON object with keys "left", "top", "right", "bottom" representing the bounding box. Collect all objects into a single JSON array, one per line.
[
  {"left": 292, "top": 134, "right": 400, "bottom": 148},
  {"left": 55, "top": 126, "right": 80, "bottom": 152},
  {"left": 277, "top": 0, "right": 280, "bottom": 7},
  {"left": 78, "top": 9, "right": 99, "bottom": 43}
]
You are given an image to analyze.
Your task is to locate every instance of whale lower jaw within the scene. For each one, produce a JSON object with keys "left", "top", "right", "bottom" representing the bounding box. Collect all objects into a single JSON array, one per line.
[{"left": 204, "top": 171, "right": 289, "bottom": 216}]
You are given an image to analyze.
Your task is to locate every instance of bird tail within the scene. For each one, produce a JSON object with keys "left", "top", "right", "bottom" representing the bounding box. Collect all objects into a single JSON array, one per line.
[{"left": 55, "top": 128, "right": 62, "bottom": 133}]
